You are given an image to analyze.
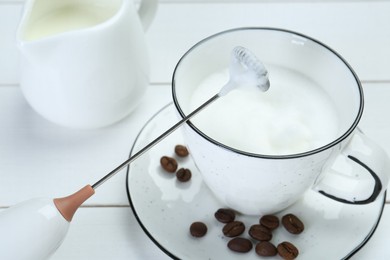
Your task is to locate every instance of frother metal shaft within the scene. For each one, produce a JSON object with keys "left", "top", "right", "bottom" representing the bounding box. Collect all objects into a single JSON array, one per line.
[
  {"left": 91, "top": 93, "right": 220, "bottom": 189},
  {"left": 92, "top": 46, "right": 270, "bottom": 190}
]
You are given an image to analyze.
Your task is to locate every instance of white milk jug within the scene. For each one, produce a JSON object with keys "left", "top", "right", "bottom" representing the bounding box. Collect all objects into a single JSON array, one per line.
[{"left": 16, "top": 0, "right": 157, "bottom": 128}]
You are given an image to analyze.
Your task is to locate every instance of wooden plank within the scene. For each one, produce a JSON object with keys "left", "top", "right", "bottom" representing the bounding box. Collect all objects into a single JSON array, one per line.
[
  {"left": 0, "top": 84, "right": 172, "bottom": 206},
  {"left": 45, "top": 205, "right": 390, "bottom": 259},
  {"left": 1, "top": 204, "right": 388, "bottom": 259},
  {"left": 52, "top": 207, "right": 171, "bottom": 260},
  {"left": 1, "top": 0, "right": 387, "bottom": 3},
  {"left": 146, "top": 1, "right": 390, "bottom": 83},
  {"left": 0, "top": 4, "right": 20, "bottom": 84},
  {"left": 359, "top": 82, "right": 390, "bottom": 154},
  {"left": 0, "top": 82, "right": 389, "bottom": 206},
  {"left": 0, "top": 1, "right": 390, "bottom": 84}
]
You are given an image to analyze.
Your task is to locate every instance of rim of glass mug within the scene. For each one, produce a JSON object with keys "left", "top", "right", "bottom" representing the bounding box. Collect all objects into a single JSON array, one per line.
[{"left": 172, "top": 27, "right": 364, "bottom": 159}]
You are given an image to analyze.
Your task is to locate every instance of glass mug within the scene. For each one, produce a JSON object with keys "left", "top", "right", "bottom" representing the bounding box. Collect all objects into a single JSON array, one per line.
[{"left": 172, "top": 27, "right": 390, "bottom": 215}]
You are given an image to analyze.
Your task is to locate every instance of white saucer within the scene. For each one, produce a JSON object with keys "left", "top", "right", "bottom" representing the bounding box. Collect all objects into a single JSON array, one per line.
[{"left": 126, "top": 103, "right": 386, "bottom": 260}]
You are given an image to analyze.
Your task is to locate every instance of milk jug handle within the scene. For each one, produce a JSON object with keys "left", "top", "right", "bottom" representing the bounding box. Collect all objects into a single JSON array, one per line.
[
  {"left": 138, "top": 0, "right": 158, "bottom": 31},
  {"left": 313, "top": 129, "right": 389, "bottom": 204}
]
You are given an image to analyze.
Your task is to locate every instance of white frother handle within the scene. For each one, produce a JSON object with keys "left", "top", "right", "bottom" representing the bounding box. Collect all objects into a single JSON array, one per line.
[
  {"left": 0, "top": 199, "right": 69, "bottom": 260},
  {"left": 138, "top": 0, "right": 158, "bottom": 31},
  {"left": 314, "top": 128, "right": 389, "bottom": 204}
]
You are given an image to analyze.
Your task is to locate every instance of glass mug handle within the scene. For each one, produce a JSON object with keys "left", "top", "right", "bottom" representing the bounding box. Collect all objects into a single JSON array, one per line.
[{"left": 313, "top": 128, "right": 390, "bottom": 204}]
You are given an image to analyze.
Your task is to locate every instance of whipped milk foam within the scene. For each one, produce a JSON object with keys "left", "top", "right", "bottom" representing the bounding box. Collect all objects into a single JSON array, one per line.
[{"left": 190, "top": 65, "right": 340, "bottom": 155}]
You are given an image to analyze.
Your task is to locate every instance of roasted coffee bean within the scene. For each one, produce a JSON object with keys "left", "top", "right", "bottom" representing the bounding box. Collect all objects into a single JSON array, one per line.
[
  {"left": 222, "top": 221, "right": 245, "bottom": 237},
  {"left": 175, "top": 144, "right": 189, "bottom": 157},
  {"left": 255, "top": 241, "right": 277, "bottom": 257},
  {"left": 277, "top": 241, "right": 299, "bottom": 259},
  {"left": 214, "top": 208, "right": 236, "bottom": 223},
  {"left": 227, "top": 237, "right": 253, "bottom": 253},
  {"left": 248, "top": 224, "right": 272, "bottom": 241},
  {"left": 260, "top": 215, "right": 279, "bottom": 230},
  {"left": 176, "top": 168, "right": 192, "bottom": 182},
  {"left": 189, "top": 222, "right": 207, "bottom": 237},
  {"left": 160, "top": 156, "right": 178, "bottom": 173},
  {"left": 282, "top": 214, "right": 304, "bottom": 234}
]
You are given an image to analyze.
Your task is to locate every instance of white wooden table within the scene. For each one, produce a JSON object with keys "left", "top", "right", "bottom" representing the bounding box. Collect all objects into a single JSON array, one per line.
[{"left": 1, "top": 1, "right": 390, "bottom": 259}]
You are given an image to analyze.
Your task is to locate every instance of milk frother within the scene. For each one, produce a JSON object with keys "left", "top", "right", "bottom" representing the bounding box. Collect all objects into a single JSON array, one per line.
[{"left": 0, "top": 46, "right": 269, "bottom": 259}]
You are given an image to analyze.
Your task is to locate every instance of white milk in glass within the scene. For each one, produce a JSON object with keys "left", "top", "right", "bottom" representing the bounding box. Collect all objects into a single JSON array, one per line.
[
  {"left": 190, "top": 65, "right": 340, "bottom": 156},
  {"left": 24, "top": 5, "right": 116, "bottom": 41}
]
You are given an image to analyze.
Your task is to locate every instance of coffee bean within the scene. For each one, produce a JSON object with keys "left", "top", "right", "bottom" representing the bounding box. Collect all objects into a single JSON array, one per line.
[
  {"left": 282, "top": 214, "right": 304, "bottom": 234},
  {"left": 189, "top": 222, "right": 207, "bottom": 237},
  {"left": 260, "top": 215, "right": 279, "bottom": 230},
  {"left": 227, "top": 237, "right": 253, "bottom": 253},
  {"left": 176, "top": 168, "right": 192, "bottom": 182},
  {"left": 160, "top": 156, "right": 178, "bottom": 173},
  {"left": 255, "top": 241, "right": 277, "bottom": 257},
  {"left": 248, "top": 224, "right": 272, "bottom": 241},
  {"left": 175, "top": 144, "right": 189, "bottom": 157},
  {"left": 277, "top": 241, "right": 299, "bottom": 260},
  {"left": 214, "top": 208, "right": 236, "bottom": 223},
  {"left": 222, "top": 221, "right": 245, "bottom": 237}
]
